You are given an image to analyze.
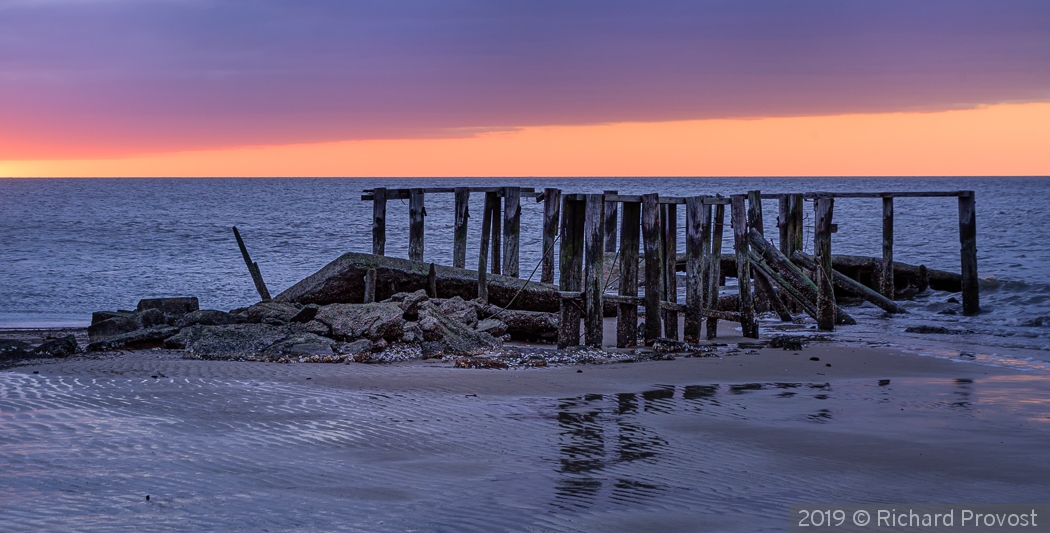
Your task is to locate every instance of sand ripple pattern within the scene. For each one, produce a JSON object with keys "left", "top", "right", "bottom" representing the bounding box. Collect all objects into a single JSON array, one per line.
[{"left": 1, "top": 371, "right": 1048, "bottom": 532}]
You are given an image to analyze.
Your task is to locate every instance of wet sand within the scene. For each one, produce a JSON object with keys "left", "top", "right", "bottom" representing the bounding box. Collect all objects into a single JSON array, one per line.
[{"left": 2, "top": 330, "right": 1049, "bottom": 532}]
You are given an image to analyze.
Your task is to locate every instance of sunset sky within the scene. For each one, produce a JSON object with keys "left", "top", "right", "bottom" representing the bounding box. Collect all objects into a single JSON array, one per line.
[{"left": 1, "top": 0, "right": 1048, "bottom": 177}]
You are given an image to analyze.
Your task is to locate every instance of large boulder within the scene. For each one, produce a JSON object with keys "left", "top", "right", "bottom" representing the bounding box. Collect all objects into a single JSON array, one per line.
[
  {"left": 137, "top": 297, "right": 199, "bottom": 316},
  {"left": 416, "top": 301, "right": 500, "bottom": 357},
  {"left": 314, "top": 302, "right": 406, "bottom": 342},
  {"left": 165, "top": 323, "right": 295, "bottom": 358},
  {"left": 234, "top": 301, "right": 301, "bottom": 325},
  {"left": 87, "top": 308, "right": 167, "bottom": 340},
  {"left": 478, "top": 304, "right": 558, "bottom": 342},
  {"left": 437, "top": 296, "right": 479, "bottom": 328},
  {"left": 174, "top": 309, "right": 239, "bottom": 328},
  {"left": 87, "top": 326, "right": 180, "bottom": 352},
  {"left": 262, "top": 333, "right": 338, "bottom": 357}
]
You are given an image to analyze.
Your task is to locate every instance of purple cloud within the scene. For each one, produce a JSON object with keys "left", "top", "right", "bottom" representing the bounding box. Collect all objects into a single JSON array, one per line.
[{"left": 1, "top": 0, "right": 1048, "bottom": 155}]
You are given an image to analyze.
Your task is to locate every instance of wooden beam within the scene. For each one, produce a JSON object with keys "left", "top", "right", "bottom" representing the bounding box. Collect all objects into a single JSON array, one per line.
[
  {"left": 502, "top": 186, "right": 521, "bottom": 277},
  {"left": 813, "top": 196, "right": 836, "bottom": 330},
  {"left": 558, "top": 196, "right": 585, "bottom": 348},
  {"left": 453, "top": 187, "right": 470, "bottom": 269},
  {"left": 731, "top": 195, "right": 758, "bottom": 338},
  {"left": 408, "top": 188, "right": 425, "bottom": 262},
  {"left": 583, "top": 194, "right": 605, "bottom": 347},
  {"left": 747, "top": 190, "right": 770, "bottom": 314},
  {"left": 958, "top": 191, "right": 980, "bottom": 315},
  {"left": 662, "top": 202, "right": 679, "bottom": 340},
  {"left": 541, "top": 188, "right": 561, "bottom": 285},
  {"left": 617, "top": 201, "right": 641, "bottom": 348},
  {"left": 477, "top": 192, "right": 497, "bottom": 303},
  {"left": 641, "top": 193, "right": 663, "bottom": 345},
  {"left": 707, "top": 203, "right": 725, "bottom": 340},
  {"left": 232, "top": 226, "right": 272, "bottom": 302},
  {"left": 490, "top": 191, "right": 501, "bottom": 275},
  {"left": 684, "top": 196, "right": 704, "bottom": 343},
  {"left": 880, "top": 197, "right": 894, "bottom": 299},
  {"left": 371, "top": 187, "right": 386, "bottom": 256},
  {"left": 802, "top": 191, "right": 969, "bottom": 199},
  {"left": 604, "top": 190, "right": 619, "bottom": 253},
  {"left": 792, "top": 251, "right": 907, "bottom": 314}
]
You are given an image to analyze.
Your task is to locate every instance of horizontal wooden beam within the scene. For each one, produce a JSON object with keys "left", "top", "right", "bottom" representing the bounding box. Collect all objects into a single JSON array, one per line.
[
  {"left": 604, "top": 194, "right": 730, "bottom": 205},
  {"left": 362, "top": 187, "right": 538, "bottom": 201},
  {"left": 802, "top": 191, "right": 970, "bottom": 199}
]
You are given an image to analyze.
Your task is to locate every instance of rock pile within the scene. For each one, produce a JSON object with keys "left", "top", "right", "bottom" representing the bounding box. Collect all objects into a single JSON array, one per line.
[{"left": 86, "top": 292, "right": 563, "bottom": 364}]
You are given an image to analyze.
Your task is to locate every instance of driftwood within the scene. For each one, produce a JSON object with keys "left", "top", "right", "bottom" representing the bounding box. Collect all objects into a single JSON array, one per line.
[
  {"left": 276, "top": 252, "right": 561, "bottom": 312},
  {"left": 791, "top": 251, "right": 906, "bottom": 314}
]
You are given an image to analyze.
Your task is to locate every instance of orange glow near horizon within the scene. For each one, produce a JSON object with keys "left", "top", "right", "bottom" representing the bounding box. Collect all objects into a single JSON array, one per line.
[{"left": 2, "top": 102, "right": 1048, "bottom": 177}]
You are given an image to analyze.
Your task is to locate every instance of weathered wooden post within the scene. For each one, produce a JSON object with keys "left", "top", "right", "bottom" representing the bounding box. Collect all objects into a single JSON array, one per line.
[
  {"left": 699, "top": 200, "right": 713, "bottom": 308},
  {"left": 502, "top": 186, "right": 521, "bottom": 278},
  {"left": 684, "top": 196, "right": 704, "bottom": 342},
  {"left": 662, "top": 202, "right": 679, "bottom": 340},
  {"left": 814, "top": 195, "right": 836, "bottom": 330},
  {"left": 363, "top": 267, "right": 377, "bottom": 303},
  {"left": 478, "top": 192, "right": 498, "bottom": 302},
  {"left": 408, "top": 188, "right": 425, "bottom": 262},
  {"left": 617, "top": 200, "right": 641, "bottom": 348},
  {"left": 453, "top": 187, "right": 470, "bottom": 268},
  {"left": 558, "top": 195, "right": 585, "bottom": 348},
  {"left": 583, "top": 194, "right": 605, "bottom": 347},
  {"left": 641, "top": 194, "right": 663, "bottom": 345},
  {"left": 731, "top": 195, "right": 758, "bottom": 338},
  {"left": 778, "top": 193, "right": 803, "bottom": 258},
  {"left": 958, "top": 191, "right": 980, "bottom": 315},
  {"left": 372, "top": 187, "right": 387, "bottom": 256},
  {"left": 880, "top": 196, "right": 894, "bottom": 299},
  {"left": 490, "top": 191, "right": 502, "bottom": 275},
  {"left": 541, "top": 188, "right": 561, "bottom": 285},
  {"left": 232, "top": 226, "right": 272, "bottom": 302},
  {"left": 604, "top": 190, "right": 618, "bottom": 253},
  {"left": 706, "top": 202, "right": 725, "bottom": 339}
]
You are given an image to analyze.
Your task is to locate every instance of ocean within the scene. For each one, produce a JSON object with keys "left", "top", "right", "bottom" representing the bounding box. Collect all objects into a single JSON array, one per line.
[{"left": 2, "top": 177, "right": 1048, "bottom": 359}]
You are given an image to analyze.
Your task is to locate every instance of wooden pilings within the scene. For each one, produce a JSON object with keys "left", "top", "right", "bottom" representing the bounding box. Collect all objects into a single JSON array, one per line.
[
  {"left": 792, "top": 251, "right": 906, "bottom": 314},
  {"left": 490, "top": 192, "right": 502, "bottom": 275},
  {"left": 502, "top": 187, "right": 521, "bottom": 278},
  {"left": 662, "top": 202, "right": 679, "bottom": 340},
  {"left": 453, "top": 187, "right": 470, "bottom": 269},
  {"left": 408, "top": 188, "right": 425, "bottom": 262},
  {"left": 731, "top": 195, "right": 758, "bottom": 338},
  {"left": 604, "top": 190, "right": 618, "bottom": 253},
  {"left": 880, "top": 197, "right": 894, "bottom": 299},
  {"left": 541, "top": 188, "right": 561, "bottom": 285},
  {"left": 813, "top": 196, "right": 836, "bottom": 330},
  {"left": 958, "top": 191, "right": 980, "bottom": 315},
  {"left": 232, "top": 226, "right": 272, "bottom": 302},
  {"left": 558, "top": 195, "right": 585, "bottom": 348},
  {"left": 583, "top": 194, "right": 605, "bottom": 347},
  {"left": 617, "top": 200, "right": 641, "bottom": 348},
  {"left": 641, "top": 194, "right": 663, "bottom": 345},
  {"left": 372, "top": 187, "right": 387, "bottom": 256}
]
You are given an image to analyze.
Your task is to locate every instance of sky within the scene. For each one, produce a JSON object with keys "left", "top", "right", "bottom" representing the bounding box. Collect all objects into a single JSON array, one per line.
[{"left": 1, "top": 0, "right": 1048, "bottom": 177}]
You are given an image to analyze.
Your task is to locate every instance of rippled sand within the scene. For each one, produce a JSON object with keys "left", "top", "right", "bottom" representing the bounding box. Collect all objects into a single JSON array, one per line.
[{"left": 2, "top": 341, "right": 1049, "bottom": 532}]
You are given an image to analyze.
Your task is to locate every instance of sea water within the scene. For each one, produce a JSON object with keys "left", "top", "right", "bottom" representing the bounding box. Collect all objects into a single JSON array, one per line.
[{"left": 1, "top": 177, "right": 1048, "bottom": 356}]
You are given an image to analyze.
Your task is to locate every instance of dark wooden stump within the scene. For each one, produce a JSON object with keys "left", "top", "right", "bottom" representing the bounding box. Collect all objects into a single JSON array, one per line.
[
  {"left": 478, "top": 192, "right": 498, "bottom": 303},
  {"left": 232, "top": 226, "right": 272, "bottom": 302},
  {"left": 880, "top": 196, "right": 894, "bottom": 299},
  {"left": 641, "top": 194, "right": 663, "bottom": 345},
  {"left": 684, "top": 196, "right": 705, "bottom": 342}
]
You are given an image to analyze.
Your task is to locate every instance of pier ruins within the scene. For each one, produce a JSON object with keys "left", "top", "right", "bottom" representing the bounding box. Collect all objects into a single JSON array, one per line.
[{"left": 283, "top": 186, "right": 979, "bottom": 349}]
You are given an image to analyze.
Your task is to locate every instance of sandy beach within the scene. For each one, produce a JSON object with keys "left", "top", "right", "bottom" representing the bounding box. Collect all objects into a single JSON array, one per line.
[{"left": 2, "top": 326, "right": 1048, "bottom": 532}]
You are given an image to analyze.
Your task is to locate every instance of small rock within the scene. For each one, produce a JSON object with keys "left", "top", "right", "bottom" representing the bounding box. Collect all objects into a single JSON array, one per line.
[
  {"left": 769, "top": 335, "right": 805, "bottom": 351},
  {"left": 337, "top": 338, "right": 373, "bottom": 355},
  {"left": 810, "top": 356, "right": 820, "bottom": 361},
  {"left": 475, "top": 318, "right": 508, "bottom": 338},
  {"left": 399, "top": 289, "right": 429, "bottom": 319},
  {"left": 137, "top": 297, "right": 200, "bottom": 317},
  {"left": 262, "top": 334, "right": 337, "bottom": 357},
  {"left": 235, "top": 301, "right": 301, "bottom": 325},
  {"left": 290, "top": 304, "right": 320, "bottom": 323},
  {"left": 0, "top": 339, "right": 33, "bottom": 359},
  {"left": 300, "top": 319, "right": 331, "bottom": 336},
  {"left": 314, "top": 302, "right": 406, "bottom": 342}
]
